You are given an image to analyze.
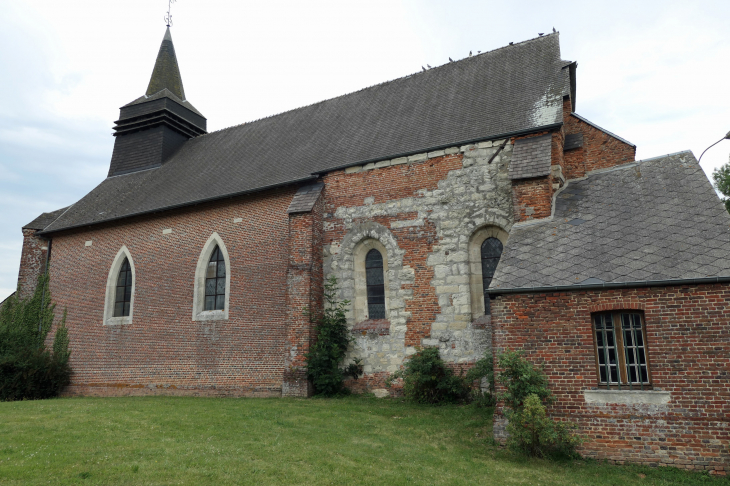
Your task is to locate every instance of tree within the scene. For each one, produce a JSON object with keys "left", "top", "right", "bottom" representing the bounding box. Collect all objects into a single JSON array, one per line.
[{"left": 712, "top": 158, "right": 730, "bottom": 214}]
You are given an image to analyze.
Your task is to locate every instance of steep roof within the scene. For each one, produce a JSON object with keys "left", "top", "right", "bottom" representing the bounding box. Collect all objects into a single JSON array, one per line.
[
  {"left": 489, "top": 151, "right": 730, "bottom": 292},
  {"left": 43, "top": 33, "right": 568, "bottom": 233},
  {"left": 145, "top": 27, "right": 185, "bottom": 100}
]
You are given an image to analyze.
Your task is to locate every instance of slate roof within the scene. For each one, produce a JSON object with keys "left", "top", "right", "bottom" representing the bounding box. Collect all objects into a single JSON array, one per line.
[
  {"left": 508, "top": 134, "right": 553, "bottom": 180},
  {"left": 145, "top": 27, "right": 185, "bottom": 100},
  {"left": 490, "top": 151, "right": 730, "bottom": 291},
  {"left": 41, "top": 33, "right": 570, "bottom": 233},
  {"left": 23, "top": 207, "right": 69, "bottom": 230},
  {"left": 287, "top": 183, "right": 325, "bottom": 214}
]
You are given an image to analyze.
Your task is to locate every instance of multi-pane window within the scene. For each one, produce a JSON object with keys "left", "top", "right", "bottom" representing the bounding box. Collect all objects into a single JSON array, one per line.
[
  {"left": 113, "top": 258, "right": 133, "bottom": 317},
  {"left": 204, "top": 245, "right": 226, "bottom": 311},
  {"left": 481, "top": 237, "right": 503, "bottom": 314},
  {"left": 593, "top": 312, "right": 650, "bottom": 389},
  {"left": 365, "top": 249, "right": 386, "bottom": 319}
]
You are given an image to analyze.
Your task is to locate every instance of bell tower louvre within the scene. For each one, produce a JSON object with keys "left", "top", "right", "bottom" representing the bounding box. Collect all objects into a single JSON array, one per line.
[{"left": 108, "top": 27, "right": 207, "bottom": 177}]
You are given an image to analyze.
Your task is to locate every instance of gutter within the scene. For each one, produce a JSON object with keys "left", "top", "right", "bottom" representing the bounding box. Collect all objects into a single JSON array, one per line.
[
  {"left": 313, "top": 123, "right": 564, "bottom": 175},
  {"left": 486, "top": 276, "right": 730, "bottom": 296}
]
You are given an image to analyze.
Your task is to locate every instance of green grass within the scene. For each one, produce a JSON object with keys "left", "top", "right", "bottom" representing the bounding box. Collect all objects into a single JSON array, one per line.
[{"left": 0, "top": 395, "right": 723, "bottom": 485}]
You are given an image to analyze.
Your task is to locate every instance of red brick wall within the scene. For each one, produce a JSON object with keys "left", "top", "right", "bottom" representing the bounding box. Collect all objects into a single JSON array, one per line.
[
  {"left": 492, "top": 284, "right": 730, "bottom": 474},
  {"left": 283, "top": 194, "right": 324, "bottom": 397},
  {"left": 16, "top": 229, "right": 49, "bottom": 299},
  {"left": 511, "top": 175, "right": 554, "bottom": 222},
  {"left": 48, "top": 186, "right": 299, "bottom": 397},
  {"left": 563, "top": 99, "right": 636, "bottom": 179}
]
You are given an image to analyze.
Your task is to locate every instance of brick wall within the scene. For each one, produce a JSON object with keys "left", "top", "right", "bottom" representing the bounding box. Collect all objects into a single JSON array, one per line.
[
  {"left": 491, "top": 284, "right": 730, "bottom": 474},
  {"left": 510, "top": 175, "right": 554, "bottom": 222},
  {"left": 563, "top": 99, "right": 636, "bottom": 179},
  {"left": 16, "top": 229, "right": 49, "bottom": 299},
  {"left": 48, "top": 186, "right": 300, "bottom": 397},
  {"left": 282, "top": 194, "right": 324, "bottom": 397}
]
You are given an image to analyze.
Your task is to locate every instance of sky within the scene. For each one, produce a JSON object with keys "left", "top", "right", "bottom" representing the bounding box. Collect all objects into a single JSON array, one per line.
[{"left": 1, "top": 0, "right": 729, "bottom": 302}]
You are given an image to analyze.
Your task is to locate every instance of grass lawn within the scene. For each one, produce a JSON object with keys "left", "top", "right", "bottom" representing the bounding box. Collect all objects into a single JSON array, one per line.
[{"left": 0, "top": 395, "right": 723, "bottom": 485}]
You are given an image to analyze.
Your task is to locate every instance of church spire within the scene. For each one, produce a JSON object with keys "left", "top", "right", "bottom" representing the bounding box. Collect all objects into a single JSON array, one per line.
[{"left": 145, "top": 27, "right": 186, "bottom": 100}]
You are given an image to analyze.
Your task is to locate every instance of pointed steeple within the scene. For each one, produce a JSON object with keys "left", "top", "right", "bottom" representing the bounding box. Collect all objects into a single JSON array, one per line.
[
  {"left": 145, "top": 27, "right": 186, "bottom": 100},
  {"left": 107, "top": 27, "right": 206, "bottom": 177}
]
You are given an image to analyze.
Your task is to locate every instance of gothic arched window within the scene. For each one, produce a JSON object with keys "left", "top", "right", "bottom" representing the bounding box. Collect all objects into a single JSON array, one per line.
[
  {"left": 481, "top": 237, "right": 503, "bottom": 314},
  {"left": 365, "top": 249, "right": 386, "bottom": 319},
  {"left": 205, "top": 245, "right": 226, "bottom": 311},
  {"left": 113, "top": 258, "right": 133, "bottom": 317}
]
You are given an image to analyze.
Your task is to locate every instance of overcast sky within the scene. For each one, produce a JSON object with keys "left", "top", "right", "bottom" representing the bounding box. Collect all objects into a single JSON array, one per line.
[{"left": 1, "top": 0, "right": 729, "bottom": 302}]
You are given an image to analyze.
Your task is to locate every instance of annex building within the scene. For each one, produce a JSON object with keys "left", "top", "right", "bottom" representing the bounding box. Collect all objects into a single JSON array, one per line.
[{"left": 14, "top": 29, "right": 730, "bottom": 473}]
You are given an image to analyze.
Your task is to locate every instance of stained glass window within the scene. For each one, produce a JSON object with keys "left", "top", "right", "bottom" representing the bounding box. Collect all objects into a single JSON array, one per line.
[
  {"left": 481, "top": 237, "right": 503, "bottom": 314},
  {"left": 113, "top": 258, "right": 133, "bottom": 317},
  {"left": 204, "top": 246, "right": 226, "bottom": 311},
  {"left": 365, "top": 249, "right": 386, "bottom": 319}
]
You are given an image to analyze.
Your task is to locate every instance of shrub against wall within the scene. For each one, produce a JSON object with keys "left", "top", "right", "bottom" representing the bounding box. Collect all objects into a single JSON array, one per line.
[
  {"left": 386, "top": 347, "right": 470, "bottom": 404},
  {"left": 0, "top": 275, "right": 71, "bottom": 401},
  {"left": 497, "top": 350, "right": 581, "bottom": 458},
  {"left": 305, "top": 277, "right": 362, "bottom": 396}
]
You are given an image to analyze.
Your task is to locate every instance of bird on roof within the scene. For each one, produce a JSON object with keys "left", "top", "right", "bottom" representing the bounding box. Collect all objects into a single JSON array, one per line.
[
  {"left": 449, "top": 57, "right": 453, "bottom": 62},
  {"left": 538, "top": 33, "right": 543, "bottom": 36},
  {"left": 422, "top": 66, "right": 426, "bottom": 72},
  {"left": 469, "top": 50, "right": 472, "bottom": 56},
  {"left": 427, "top": 64, "right": 432, "bottom": 68},
  {"left": 553, "top": 27, "right": 556, "bottom": 33}
]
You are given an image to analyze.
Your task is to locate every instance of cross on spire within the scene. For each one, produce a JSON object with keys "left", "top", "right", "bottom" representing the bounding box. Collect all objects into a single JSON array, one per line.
[{"left": 164, "top": 0, "right": 176, "bottom": 27}]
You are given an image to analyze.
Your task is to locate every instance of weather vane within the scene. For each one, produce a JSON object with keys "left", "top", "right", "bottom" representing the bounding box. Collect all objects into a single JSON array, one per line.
[{"left": 164, "top": 0, "right": 176, "bottom": 27}]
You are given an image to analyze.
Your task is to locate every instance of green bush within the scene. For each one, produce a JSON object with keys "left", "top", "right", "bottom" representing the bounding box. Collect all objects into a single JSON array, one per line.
[
  {"left": 0, "top": 275, "right": 71, "bottom": 401},
  {"left": 465, "top": 351, "right": 495, "bottom": 407},
  {"left": 506, "top": 393, "right": 582, "bottom": 458},
  {"left": 497, "top": 349, "right": 552, "bottom": 410},
  {"left": 305, "top": 277, "right": 360, "bottom": 396},
  {"left": 387, "top": 347, "right": 469, "bottom": 404},
  {"left": 497, "top": 350, "right": 581, "bottom": 458}
]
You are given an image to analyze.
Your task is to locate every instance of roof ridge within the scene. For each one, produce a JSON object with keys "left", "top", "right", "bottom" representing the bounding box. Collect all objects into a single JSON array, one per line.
[{"left": 199, "top": 33, "right": 561, "bottom": 138}]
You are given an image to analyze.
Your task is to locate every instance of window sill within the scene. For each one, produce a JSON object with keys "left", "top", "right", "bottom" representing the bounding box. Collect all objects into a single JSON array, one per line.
[
  {"left": 584, "top": 389, "right": 670, "bottom": 405},
  {"left": 105, "top": 316, "right": 133, "bottom": 326},
  {"left": 193, "top": 310, "right": 228, "bottom": 322}
]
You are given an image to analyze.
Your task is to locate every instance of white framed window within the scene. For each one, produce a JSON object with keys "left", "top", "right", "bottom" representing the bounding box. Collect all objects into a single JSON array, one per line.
[
  {"left": 103, "top": 246, "right": 136, "bottom": 325},
  {"left": 192, "top": 232, "right": 231, "bottom": 321}
]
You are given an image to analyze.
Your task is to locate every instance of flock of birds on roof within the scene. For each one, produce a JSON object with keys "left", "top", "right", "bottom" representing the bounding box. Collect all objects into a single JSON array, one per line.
[{"left": 421, "top": 27, "right": 557, "bottom": 72}]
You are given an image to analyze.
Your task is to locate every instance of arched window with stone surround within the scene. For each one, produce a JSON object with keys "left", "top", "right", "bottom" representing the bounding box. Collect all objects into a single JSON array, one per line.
[
  {"left": 468, "top": 226, "right": 508, "bottom": 319},
  {"left": 365, "top": 249, "right": 386, "bottom": 319},
  {"left": 113, "top": 258, "right": 133, "bottom": 317},
  {"left": 192, "top": 232, "right": 231, "bottom": 321},
  {"left": 204, "top": 245, "right": 226, "bottom": 311},
  {"left": 103, "top": 246, "right": 136, "bottom": 325},
  {"left": 480, "top": 237, "right": 503, "bottom": 314}
]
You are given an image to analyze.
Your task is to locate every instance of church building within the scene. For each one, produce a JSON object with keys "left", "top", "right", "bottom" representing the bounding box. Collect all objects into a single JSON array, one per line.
[{"left": 14, "top": 29, "right": 729, "bottom": 473}]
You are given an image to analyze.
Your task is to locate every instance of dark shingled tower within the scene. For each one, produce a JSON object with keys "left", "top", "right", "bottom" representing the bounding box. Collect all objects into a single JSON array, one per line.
[{"left": 108, "top": 27, "right": 206, "bottom": 177}]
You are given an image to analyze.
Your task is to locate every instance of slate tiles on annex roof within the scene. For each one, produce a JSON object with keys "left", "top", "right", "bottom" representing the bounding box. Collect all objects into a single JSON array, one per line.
[
  {"left": 508, "top": 134, "right": 553, "bottom": 180},
  {"left": 490, "top": 151, "right": 730, "bottom": 291},
  {"left": 42, "top": 34, "right": 567, "bottom": 233}
]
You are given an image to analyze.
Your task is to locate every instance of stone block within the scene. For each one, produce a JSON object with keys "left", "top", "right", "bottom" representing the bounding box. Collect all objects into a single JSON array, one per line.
[
  {"left": 375, "top": 160, "right": 392, "bottom": 168},
  {"left": 408, "top": 153, "right": 428, "bottom": 163},
  {"left": 428, "top": 150, "right": 445, "bottom": 158},
  {"left": 345, "top": 165, "right": 362, "bottom": 174},
  {"left": 391, "top": 157, "right": 408, "bottom": 165},
  {"left": 444, "top": 147, "right": 460, "bottom": 155}
]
